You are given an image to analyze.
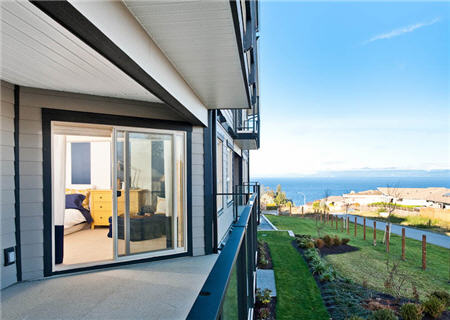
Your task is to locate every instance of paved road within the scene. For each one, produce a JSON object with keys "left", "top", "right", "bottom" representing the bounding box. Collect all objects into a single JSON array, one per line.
[{"left": 335, "top": 213, "right": 450, "bottom": 249}]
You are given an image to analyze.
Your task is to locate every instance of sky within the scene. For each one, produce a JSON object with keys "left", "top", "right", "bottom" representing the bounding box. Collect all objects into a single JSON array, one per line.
[{"left": 251, "top": 1, "right": 449, "bottom": 177}]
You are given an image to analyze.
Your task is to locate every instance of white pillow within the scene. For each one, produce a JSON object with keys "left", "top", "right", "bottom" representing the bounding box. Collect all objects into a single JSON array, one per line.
[
  {"left": 155, "top": 196, "right": 166, "bottom": 214},
  {"left": 64, "top": 208, "right": 87, "bottom": 229}
]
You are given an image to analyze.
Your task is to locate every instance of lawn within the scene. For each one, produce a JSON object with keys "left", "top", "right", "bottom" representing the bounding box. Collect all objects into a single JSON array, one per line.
[
  {"left": 266, "top": 215, "right": 450, "bottom": 299},
  {"left": 258, "top": 231, "right": 329, "bottom": 320}
]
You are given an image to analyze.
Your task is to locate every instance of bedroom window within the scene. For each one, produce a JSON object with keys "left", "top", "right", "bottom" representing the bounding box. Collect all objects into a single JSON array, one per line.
[
  {"left": 71, "top": 142, "right": 91, "bottom": 184},
  {"left": 227, "top": 147, "right": 233, "bottom": 203},
  {"left": 217, "top": 138, "right": 223, "bottom": 211}
]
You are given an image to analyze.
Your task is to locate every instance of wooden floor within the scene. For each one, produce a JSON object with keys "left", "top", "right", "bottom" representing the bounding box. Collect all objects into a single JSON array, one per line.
[{"left": 62, "top": 227, "right": 168, "bottom": 265}]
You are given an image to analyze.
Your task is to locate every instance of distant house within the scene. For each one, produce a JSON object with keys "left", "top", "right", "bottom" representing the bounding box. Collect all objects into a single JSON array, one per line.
[
  {"left": 342, "top": 189, "right": 386, "bottom": 205},
  {"left": 378, "top": 187, "right": 450, "bottom": 209}
]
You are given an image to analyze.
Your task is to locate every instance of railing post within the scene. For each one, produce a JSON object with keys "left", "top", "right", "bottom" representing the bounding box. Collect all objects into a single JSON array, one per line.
[
  {"left": 237, "top": 233, "right": 248, "bottom": 320},
  {"left": 373, "top": 221, "right": 377, "bottom": 246},
  {"left": 422, "top": 235, "right": 427, "bottom": 270},
  {"left": 363, "top": 218, "right": 366, "bottom": 240},
  {"left": 401, "top": 228, "right": 405, "bottom": 261}
]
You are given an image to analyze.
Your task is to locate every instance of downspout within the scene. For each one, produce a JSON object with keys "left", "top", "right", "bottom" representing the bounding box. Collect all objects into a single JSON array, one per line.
[{"left": 14, "top": 85, "right": 22, "bottom": 282}]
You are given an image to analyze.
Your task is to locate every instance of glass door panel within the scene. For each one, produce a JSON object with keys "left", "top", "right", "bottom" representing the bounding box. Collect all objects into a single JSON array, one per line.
[{"left": 114, "top": 129, "right": 180, "bottom": 257}]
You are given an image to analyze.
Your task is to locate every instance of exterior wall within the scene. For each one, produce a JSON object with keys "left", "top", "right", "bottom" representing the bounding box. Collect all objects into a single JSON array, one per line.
[
  {"left": 1, "top": 81, "right": 17, "bottom": 288},
  {"left": 12, "top": 85, "right": 204, "bottom": 280},
  {"left": 216, "top": 121, "right": 242, "bottom": 244},
  {"left": 191, "top": 127, "right": 205, "bottom": 256}
]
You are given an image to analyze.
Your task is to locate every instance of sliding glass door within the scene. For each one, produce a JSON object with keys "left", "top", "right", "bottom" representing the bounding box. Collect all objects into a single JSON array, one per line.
[{"left": 112, "top": 127, "right": 186, "bottom": 258}]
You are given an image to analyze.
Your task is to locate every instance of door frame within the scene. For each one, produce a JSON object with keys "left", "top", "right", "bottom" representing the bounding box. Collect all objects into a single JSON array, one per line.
[{"left": 42, "top": 108, "right": 193, "bottom": 277}]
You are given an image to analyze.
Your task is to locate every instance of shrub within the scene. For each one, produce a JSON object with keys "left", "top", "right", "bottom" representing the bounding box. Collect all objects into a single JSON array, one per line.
[
  {"left": 305, "top": 241, "right": 315, "bottom": 249},
  {"left": 368, "top": 309, "right": 398, "bottom": 320},
  {"left": 265, "top": 204, "right": 278, "bottom": 211},
  {"left": 304, "top": 248, "right": 319, "bottom": 261},
  {"left": 348, "top": 316, "right": 365, "bottom": 320},
  {"left": 258, "top": 307, "right": 270, "bottom": 320},
  {"left": 333, "top": 235, "right": 342, "bottom": 246},
  {"left": 256, "top": 288, "right": 272, "bottom": 305},
  {"left": 400, "top": 303, "right": 423, "bottom": 320},
  {"left": 423, "top": 296, "right": 446, "bottom": 319},
  {"left": 315, "top": 238, "right": 325, "bottom": 249},
  {"left": 311, "top": 261, "right": 327, "bottom": 275},
  {"left": 429, "top": 290, "right": 450, "bottom": 308},
  {"left": 342, "top": 238, "right": 350, "bottom": 245},
  {"left": 319, "top": 271, "right": 335, "bottom": 282},
  {"left": 323, "top": 235, "right": 333, "bottom": 247}
]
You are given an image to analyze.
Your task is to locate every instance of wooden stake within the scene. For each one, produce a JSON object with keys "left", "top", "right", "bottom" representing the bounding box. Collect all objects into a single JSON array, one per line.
[
  {"left": 373, "top": 221, "right": 377, "bottom": 246},
  {"left": 422, "top": 235, "right": 427, "bottom": 270},
  {"left": 341, "top": 217, "right": 343, "bottom": 232},
  {"left": 386, "top": 224, "right": 390, "bottom": 253},
  {"left": 346, "top": 217, "right": 349, "bottom": 234},
  {"left": 354, "top": 217, "right": 357, "bottom": 237},
  {"left": 401, "top": 228, "right": 405, "bottom": 260},
  {"left": 363, "top": 218, "right": 366, "bottom": 240},
  {"left": 336, "top": 216, "right": 338, "bottom": 230}
]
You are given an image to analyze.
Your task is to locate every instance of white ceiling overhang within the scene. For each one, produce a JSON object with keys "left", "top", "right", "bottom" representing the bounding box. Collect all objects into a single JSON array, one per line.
[
  {"left": 0, "top": 1, "right": 162, "bottom": 105},
  {"left": 123, "top": 0, "right": 249, "bottom": 110}
]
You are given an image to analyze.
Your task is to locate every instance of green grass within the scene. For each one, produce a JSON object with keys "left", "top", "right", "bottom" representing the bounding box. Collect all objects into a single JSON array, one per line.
[
  {"left": 266, "top": 215, "right": 450, "bottom": 299},
  {"left": 258, "top": 231, "right": 329, "bottom": 320}
]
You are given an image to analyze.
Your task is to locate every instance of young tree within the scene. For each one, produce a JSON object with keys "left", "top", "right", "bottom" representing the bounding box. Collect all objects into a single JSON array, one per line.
[{"left": 381, "top": 185, "right": 400, "bottom": 244}]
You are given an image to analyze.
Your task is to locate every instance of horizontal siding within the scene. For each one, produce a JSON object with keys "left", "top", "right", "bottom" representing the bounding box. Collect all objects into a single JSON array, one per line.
[
  {"left": 191, "top": 126, "right": 205, "bottom": 256},
  {"left": 1, "top": 81, "right": 17, "bottom": 288}
]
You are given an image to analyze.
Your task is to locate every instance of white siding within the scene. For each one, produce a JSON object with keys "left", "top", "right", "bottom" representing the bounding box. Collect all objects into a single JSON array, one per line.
[
  {"left": 191, "top": 127, "right": 205, "bottom": 256},
  {"left": 1, "top": 81, "right": 17, "bottom": 288}
]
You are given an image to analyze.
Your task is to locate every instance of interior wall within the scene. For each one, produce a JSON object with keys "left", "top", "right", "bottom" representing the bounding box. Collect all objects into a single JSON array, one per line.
[{"left": 1, "top": 81, "right": 17, "bottom": 288}]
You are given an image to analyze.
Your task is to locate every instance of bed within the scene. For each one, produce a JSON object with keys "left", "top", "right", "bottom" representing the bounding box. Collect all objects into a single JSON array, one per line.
[{"left": 64, "top": 194, "right": 93, "bottom": 235}]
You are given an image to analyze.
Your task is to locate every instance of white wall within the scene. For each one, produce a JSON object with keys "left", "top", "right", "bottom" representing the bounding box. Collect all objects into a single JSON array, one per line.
[{"left": 1, "top": 81, "right": 17, "bottom": 288}]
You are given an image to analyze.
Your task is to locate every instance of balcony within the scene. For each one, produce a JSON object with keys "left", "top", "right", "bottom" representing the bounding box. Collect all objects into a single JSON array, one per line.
[{"left": 233, "top": 102, "right": 260, "bottom": 150}]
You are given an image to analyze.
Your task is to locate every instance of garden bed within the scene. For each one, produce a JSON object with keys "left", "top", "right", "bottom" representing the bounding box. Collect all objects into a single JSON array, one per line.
[
  {"left": 292, "top": 239, "right": 450, "bottom": 320},
  {"left": 257, "top": 240, "right": 273, "bottom": 269}
]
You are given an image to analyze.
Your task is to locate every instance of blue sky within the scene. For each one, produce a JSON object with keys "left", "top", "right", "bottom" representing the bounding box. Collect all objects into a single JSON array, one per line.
[{"left": 251, "top": 1, "right": 449, "bottom": 177}]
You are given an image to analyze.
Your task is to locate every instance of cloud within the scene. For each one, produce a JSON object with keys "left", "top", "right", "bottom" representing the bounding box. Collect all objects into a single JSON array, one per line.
[{"left": 363, "top": 17, "right": 440, "bottom": 44}]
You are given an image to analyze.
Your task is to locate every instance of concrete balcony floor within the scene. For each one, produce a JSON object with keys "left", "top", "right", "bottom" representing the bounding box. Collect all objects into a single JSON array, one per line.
[{"left": 1, "top": 254, "right": 218, "bottom": 320}]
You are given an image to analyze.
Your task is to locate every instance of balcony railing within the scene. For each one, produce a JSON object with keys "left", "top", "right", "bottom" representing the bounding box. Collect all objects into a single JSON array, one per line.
[
  {"left": 233, "top": 104, "right": 260, "bottom": 150},
  {"left": 187, "top": 189, "right": 260, "bottom": 319}
]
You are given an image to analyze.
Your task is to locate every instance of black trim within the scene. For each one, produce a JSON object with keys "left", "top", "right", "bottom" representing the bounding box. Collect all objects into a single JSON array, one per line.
[
  {"left": 203, "top": 111, "right": 214, "bottom": 255},
  {"left": 211, "top": 111, "right": 218, "bottom": 253},
  {"left": 42, "top": 108, "right": 193, "bottom": 277},
  {"left": 229, "top": 0, "right": 251, "bottom": 109},
  {"left": 31, "top": 1, "right": 204, "bottom": 126},
  {"left": 13, "top": 85, "right": 22, "bottom": 281}
]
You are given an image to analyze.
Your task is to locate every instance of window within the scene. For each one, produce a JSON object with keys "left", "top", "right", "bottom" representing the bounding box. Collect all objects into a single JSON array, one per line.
[
  {"left": 71, "top": 142, "right": 91, "bottom": 184},
  {"left": 217, "top": 138, "right": 223, "bottom": 211},
  {"left": 227, "top": 147, "right": 233, "bottom": 202}
]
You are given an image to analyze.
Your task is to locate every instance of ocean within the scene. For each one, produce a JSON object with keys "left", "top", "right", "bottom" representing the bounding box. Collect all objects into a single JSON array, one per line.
[{"left": 255, "top": 176, "right": 450, "bottom": 206}]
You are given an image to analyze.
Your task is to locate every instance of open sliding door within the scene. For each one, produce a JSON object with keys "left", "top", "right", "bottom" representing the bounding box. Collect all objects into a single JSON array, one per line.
[{"left": 112, "top": 127, "right": 187, "bottom": 259}]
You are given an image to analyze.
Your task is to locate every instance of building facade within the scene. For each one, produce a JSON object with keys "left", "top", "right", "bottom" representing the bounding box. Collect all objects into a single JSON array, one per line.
[{"left": 1, "top": 1, "right": 260, "bottom": 316}]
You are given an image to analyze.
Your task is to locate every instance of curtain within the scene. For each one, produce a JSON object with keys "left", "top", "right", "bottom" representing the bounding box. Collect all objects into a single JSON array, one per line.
[{"left": 53, "top": 134, "right": 66, "bottom": 226}]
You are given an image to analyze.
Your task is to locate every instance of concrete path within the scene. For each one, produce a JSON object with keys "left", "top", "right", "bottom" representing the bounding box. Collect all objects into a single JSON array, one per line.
[
  {"left": 336, "top": 213, "right": 450, "bottom": 249},
  {"left": 1, "top": 255, "right": 218, "bottom": 320},
  {"left": 258, "top": 214, "right": 278, "bottom": 231},
  {"left": 256, "top": 269, "right": 277, "bottom": 297}
]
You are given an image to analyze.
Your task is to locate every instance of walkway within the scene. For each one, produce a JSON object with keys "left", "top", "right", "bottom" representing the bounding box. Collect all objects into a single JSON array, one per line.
[
  {"left": 258, "top": 214, "right": 278, "bottom": 231},
  {"left": 1, "top": 255, "right": 218, "bottom": 320},
  {"left": 336, "top": 213, "right": 450, "bottom": 249}
]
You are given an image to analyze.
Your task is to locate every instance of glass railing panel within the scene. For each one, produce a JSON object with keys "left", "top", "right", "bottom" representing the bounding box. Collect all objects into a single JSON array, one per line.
[{"left": 221, "top": 263, "right": 238, "bottom": 319}]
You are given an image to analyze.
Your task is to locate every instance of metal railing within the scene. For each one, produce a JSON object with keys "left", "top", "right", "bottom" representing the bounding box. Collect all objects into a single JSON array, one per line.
[{"left": 187, "top": 191, "right": 259, "bottom": 319}]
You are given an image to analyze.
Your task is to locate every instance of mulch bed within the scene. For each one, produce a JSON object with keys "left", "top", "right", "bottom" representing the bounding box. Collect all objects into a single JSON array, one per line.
[
  {"left": 254, "top": 297, "right": 277, "bottom": 320},
  {"left": 319, "top": 243, "right": 360, "bottom": 255},
  {"left": 258, "top": 241, "right": 273, "bottom": 269}
]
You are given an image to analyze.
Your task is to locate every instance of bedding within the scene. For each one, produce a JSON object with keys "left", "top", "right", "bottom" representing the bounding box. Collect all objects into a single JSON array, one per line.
[
  {"left": 64, "top": 222, "right": 88, "bottom": 235},
  {"left": 155, "top": 196, "right": 166, "bottom": 214},
  {"left": 64, "top": 208, "right": 87, "bottom": 229},
  {"left": 65, "top": 194, "right": 93, "bottom": 224},
  {"left": 65, "top": 188, "right": 91, "bottom": 210}
]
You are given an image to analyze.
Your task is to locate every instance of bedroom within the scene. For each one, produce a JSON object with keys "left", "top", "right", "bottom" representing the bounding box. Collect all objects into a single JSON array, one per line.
[{"left": 52, "top": 122, "right": 186, "bottom": 269}]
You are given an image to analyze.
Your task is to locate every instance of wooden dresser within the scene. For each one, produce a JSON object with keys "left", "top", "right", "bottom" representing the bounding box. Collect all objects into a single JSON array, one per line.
[{"left": 90, "top": 189, "right": 144, "bottom": 229}]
